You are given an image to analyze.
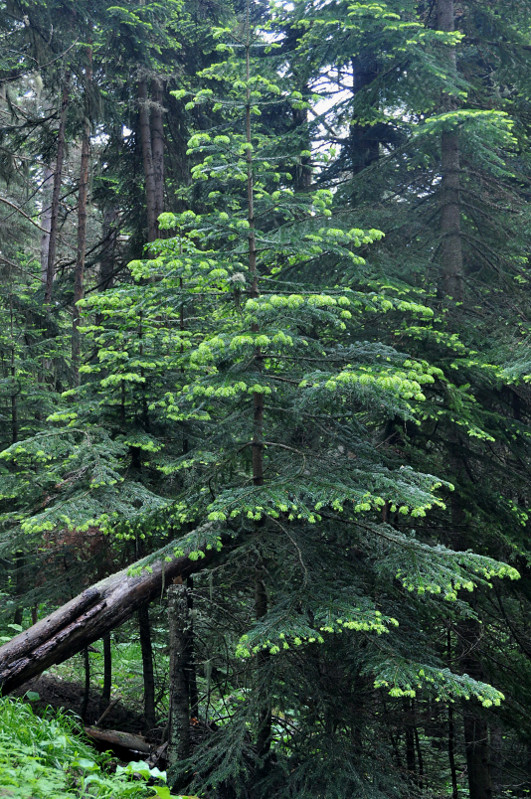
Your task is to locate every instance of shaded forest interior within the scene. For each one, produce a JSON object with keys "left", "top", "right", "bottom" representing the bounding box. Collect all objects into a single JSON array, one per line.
[{"left": 0, "top": 0, "right": 530, "bottom": 797}]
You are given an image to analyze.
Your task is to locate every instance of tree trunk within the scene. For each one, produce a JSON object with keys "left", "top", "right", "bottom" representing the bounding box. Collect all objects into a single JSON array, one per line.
[
  {"left": 137, "top": 603, "right": 156, "bottom": 732},
  {"left": 9, "top": 294, "right": 18, "bottom": 445},
  {"left": 151, "top": 77, "right": 165, "bottom": 227},
  {"left": 100, "top": 206, "right": 118, "bottom": 290},
  {"left": 45, "top": 79, "right": 69, "bottom": 303},
  {"left": 460, "top": 617, "right": 492, "bottom": 799},
  {"left": 0, "top": 537, "right": 228, "bottom": 695},
  {"left": 102, "top": 632, "right": 112, "bottom": 706},
  {"left": 405, "top": 717, "right": 416, "bottom": 783},
  {"left": 186, "top": 577, "right": 199, "bottom": 719},
  {"left": 436, "top": 0, "right": 464, "bottom": 302},
  {"left": 349, "top": 55, "right": 380, "bottom": 175},
  {"left": 40, "top": 165, "right": 54, "bottom": 284},
  {"left": 72, "top": 115, "right": 91, "bottom": 383},
  {"left": 138, "top": 77, "right": 159, "bottom": 243},
  {"left": 292, "top": 102, "right": 312, "bottom": 191},
  {"left": 439, "top": 127, "right": 464, "bottom": 301},
  {"left": 254, "top": 579, "right": 271, "bottom": 763},
  {"left": 435, "top": 5, "right": 491, "bottom": 796},
  {"left": 12, "top": 551, "right": 24, "bottom": 628},
  {"left": 167, "top": 582, "right": 191, "bottom": 791},
  {"left": 80, "top": 646, "right": 91, "bottom": 721}
]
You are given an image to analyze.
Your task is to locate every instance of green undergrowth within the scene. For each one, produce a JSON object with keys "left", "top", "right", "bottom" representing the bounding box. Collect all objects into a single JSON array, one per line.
[
  {"left": 0, "top": 696, "right": 191, "bottom": 799},
  {"left": 47, "top": 623, "right": 170, "bottom": 719}
]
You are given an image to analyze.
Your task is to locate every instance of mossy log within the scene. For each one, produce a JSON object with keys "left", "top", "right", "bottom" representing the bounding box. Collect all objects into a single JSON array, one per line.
[{"left": 0, "top": 542, "right": 221, "bottom": 695}]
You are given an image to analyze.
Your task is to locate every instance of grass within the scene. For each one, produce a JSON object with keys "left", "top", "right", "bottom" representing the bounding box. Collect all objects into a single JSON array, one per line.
[{"left": 0, "top": 696, "right": 191, "bottom": 799}]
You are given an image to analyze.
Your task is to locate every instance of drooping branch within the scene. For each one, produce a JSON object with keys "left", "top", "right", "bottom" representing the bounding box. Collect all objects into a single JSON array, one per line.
[{"left": 0, "top": 539, "right": 227, "bottom": 695}]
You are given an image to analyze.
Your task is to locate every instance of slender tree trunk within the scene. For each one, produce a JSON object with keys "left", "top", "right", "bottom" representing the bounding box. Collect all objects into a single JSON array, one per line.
[
  {"left": 460, "top": 617, "right": 492, "bottom": 799},
  {"left": 138, "top": 77, "right": 159, "bottom": 243},
  {"left": 151, "top": 77, "right": 165, "bottom": 226},
  {"left": 349, "top": 55, "right": 380, "bottom": 175},
  {"left": 414, "top": 719, "right": 424, "bottom": 789},
  {"left": 81, "top": 646, "right": 90, "bottom": 721},
  {"left": 439, "top": 127, "right": 464, "bottom": 301},
  {"left": 102, "top": 632, "right": 112, "bottom": 706},
  {"left": 72, "top": 115, "right": 91, "bottom": 383},
  {"left": 40, "top": 165, "right": 54, "bottom": 284},
  {"left": 254, "top": 579, "right": 271, "bottom": 761},
  {"left": 489, "top": 724, "right": 503, "bottom": 798},
  {"left": 405, "top": 718, "right": 416, "bottom": 782},
  {"left": 45, "top": 79, "right": 69, "bottom": 303},
  {"left": 448, "top": 703, "right": 459, "bottom": 799},
  {"left": 292, "top": 103, "right": 312, "bottom": 191},
  {"left": 100, "top": 206, "right": 118, "bottom": 290},
  {"left": 12, "top": 550, "right": 24, "bottom": 627},
  {"left": 137, "top": 603, "right": 156, "bottom": 732},
  {"left": 9, "top": 295, "right": 18, "bottom": 445},
  {"left": 436, "top": 0, "right": 464, "bottom": 302},
  {"left": 167, "top": 582, "right": 191, "bottom": 791}
]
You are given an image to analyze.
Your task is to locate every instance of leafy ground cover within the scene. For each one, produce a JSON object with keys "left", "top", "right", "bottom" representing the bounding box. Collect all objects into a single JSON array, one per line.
[{"left": 0, "top": 696, "right": 190, "bottom": 799}]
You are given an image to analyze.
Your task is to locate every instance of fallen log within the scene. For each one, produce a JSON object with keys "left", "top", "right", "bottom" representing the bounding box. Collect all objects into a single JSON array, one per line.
[
  {"left": 84, "top": 727, "right": 152, "bottom": 759},
  {"left": 0, "top": 538, "right": 226, "bottom": 695}
]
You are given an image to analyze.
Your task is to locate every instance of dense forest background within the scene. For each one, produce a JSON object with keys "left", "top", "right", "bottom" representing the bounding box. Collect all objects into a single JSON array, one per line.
[{"left": 0, "top": 0, "right": 530, "bottom": 797}]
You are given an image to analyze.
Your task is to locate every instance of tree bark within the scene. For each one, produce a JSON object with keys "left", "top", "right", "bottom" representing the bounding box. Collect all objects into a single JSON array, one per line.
[
  {"left": 436, "top": 0, "right": 464, "bottom": 302},
  {"left": 45, "top": 79, "right": 69, "bottom": 303},
  {"left": 80, "top": 646, "right": 91, "bottom": 721},
  {"left": 12, "top": 551, "right": 24, "bottom": 628},
  {"left": 439, "top": 127, "right": 464, "bottom": 301},
  {"left": 138, "top": 77, "right": 163, "bottom": 243},
  {"left": 167, "top": 582, "right": 191, "bottom": 791},
  {"left": 151, "top": 77, "right": 165, "bottom": 227},
  {"left": 72, "top": 114, "right": 91, "bottom": 383},
  {"left": 100, "top": 206, "right": 118, "bottom": 290},
  {"left": 459, "top": 616, "right": 492, "bottom": 799},
  {"left": 138, "top": 603, "right": 156, "bottom": 732},
  {"left": 9, "top": 294, "right": 18, "bottom": 445},
  {"left": 349, "top": 55, "right": 380, "bottom": 175},
  {"left": 102, "top": 632, "right": 112, "bottom": 706},
  {"left": 435, "top": 6, "right": 491, "bottom": 796},
  {"left": 40, "top": 165, "right": 54, "bottom": 284},
  {"left": 0, "top": 538, "right": 227, "bottom": 695}
]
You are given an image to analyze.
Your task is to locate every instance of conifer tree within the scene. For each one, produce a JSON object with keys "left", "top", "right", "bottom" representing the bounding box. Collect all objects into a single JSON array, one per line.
[{"left": 289, "top": 1, "right": 531, "bottom": 792}]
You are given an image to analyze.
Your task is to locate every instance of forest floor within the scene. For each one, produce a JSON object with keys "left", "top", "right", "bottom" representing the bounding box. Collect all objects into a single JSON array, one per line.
[{"left": 13, "top": 675, "right": 148, "bottom": 734}]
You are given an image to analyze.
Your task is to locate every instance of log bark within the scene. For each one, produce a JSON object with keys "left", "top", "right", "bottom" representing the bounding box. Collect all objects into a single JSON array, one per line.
[
  {"left": 0, "top": 539, "right": 225, "bottom": 695},
  {"left": 85, "top": 727, "right": 151, "bottom": 758}
]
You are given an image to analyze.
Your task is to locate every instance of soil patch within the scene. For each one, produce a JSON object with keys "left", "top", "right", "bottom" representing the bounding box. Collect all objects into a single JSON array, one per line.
[{"left": 13, "top": 674, "right": 150, "bottom": 736}]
